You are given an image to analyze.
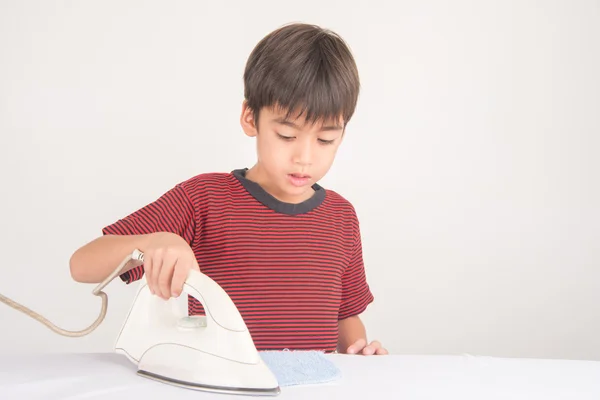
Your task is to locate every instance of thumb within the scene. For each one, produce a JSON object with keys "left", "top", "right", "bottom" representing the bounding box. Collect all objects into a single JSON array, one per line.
[
  {"left": 171, "top": 257, "right": 200, "bottom": 297},
  {"left": 170, "top": 261, "right": 192, "bottom": 298}
]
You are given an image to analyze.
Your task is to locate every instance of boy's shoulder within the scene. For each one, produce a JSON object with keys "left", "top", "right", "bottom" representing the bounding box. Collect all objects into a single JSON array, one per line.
[
  {"left": 323, "top": 187, "right": 356, "bottom": 209},
  {"left": 320, "top": 187, "right": 361, "bottom": 225},
  {"left": 176, "top": 171, "right": 237, "bottom": 193}
]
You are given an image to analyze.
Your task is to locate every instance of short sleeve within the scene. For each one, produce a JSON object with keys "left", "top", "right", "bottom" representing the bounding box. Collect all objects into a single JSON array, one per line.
[
  {"left": 102, "top": 184, "right": 195, "bottom": 284},
  {"left": 338, "top": 210, "right": 374, "bottom": 320}
]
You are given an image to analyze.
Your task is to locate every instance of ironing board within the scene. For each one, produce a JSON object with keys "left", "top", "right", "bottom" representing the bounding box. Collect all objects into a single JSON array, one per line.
[{"left": 1, "top": 352, "right": 600, "bottom": 399}]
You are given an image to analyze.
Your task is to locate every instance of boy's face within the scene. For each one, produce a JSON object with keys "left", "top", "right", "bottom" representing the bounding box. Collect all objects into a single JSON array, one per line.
[{"left": 240, "top": 102, "right": 345, "bottom": 204}]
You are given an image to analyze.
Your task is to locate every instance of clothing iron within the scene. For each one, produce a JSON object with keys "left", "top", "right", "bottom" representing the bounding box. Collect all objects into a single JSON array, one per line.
[
  {"left": 114, "top": 260, "right": 281, "bottom": 396},
  {"left": 0, "top": 249, "right": 280, "bottom": 396}
]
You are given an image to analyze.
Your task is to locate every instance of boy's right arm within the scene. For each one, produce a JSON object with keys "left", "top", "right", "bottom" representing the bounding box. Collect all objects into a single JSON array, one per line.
[
  {"left": 69, "top": 182, "right": 199, "bottom": 299},
  {"left": 69, "top": 233, "right": 152, "bottom": 284},
  {"left": 70, "top": 231, "right": 199, "bottom": 299}
]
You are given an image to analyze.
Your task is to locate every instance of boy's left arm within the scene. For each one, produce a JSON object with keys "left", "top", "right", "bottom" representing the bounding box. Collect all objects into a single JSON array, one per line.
[
  {"left": 336, "top": 207, "right": 388, "bottom": 355},
  {"left": 338, "top": 315, "right": 388, "bottom": 355}
]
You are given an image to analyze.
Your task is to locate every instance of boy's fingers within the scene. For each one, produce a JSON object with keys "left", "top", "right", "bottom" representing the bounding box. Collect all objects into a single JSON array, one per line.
[
  {"left": 376, "top": 347, "right": 389, "bottom": 355},
  {"left": 150, "top": 251, "right": 163, "bottom": 295},
  {"left": 172, "top": 256, "right": 200, "bottom": 297},
  {"left": 361, "top": 341, "right": 382, "bottom": 355},
  {"left": 370, "top": 340, "right": 382, "bottom": 349},
  {"left": 171, "top": 261, "right": 190, "bottom": 297},
  {"left": 158, "top": 254, "right": 176, "bottom": 299},
  {"left": 192, "top": 257, "right": 200, "bottom": 271},
  {"left": 362, "top": 345, "right": 375, "bottom": 355},
  {"left": 347, "top": 338, "right": 366, "bottom": 354}
]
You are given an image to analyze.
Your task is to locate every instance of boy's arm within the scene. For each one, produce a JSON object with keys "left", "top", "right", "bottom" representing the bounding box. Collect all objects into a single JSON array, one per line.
[
  {"left": 70, "top": 233, "right": 154, "bottom": 283},
  {"left": 338, "top": 315, "right": 387, "bottom": 355},
  {"left": 338, "top": 315, "right": 366, "bottom": 351},
  {"left": 336, "top": 206, "right": 387, "bottom": 355},
  {"left": 70, "top": 183, "right": 195, "bottom": 285}
]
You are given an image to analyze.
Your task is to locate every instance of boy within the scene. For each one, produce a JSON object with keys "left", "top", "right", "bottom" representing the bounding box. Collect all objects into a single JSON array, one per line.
[{"left": 70, "top": 23, "right": 387, "bottom": 356}]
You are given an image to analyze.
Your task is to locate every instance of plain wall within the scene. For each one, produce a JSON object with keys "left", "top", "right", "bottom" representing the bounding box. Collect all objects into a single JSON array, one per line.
[{"left": 1, "top": 0, "right": 599, "bottom": 360}]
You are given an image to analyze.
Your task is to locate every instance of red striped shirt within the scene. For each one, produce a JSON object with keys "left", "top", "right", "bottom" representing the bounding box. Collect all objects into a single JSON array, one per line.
[{"left": 102, "top": 169, "right": 373, "bottom": 352}]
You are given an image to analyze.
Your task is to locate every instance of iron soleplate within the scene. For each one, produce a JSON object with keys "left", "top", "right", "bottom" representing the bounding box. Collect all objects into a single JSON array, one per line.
[{"left": 137, "top": 369, "right": 281, "bottom": 397}]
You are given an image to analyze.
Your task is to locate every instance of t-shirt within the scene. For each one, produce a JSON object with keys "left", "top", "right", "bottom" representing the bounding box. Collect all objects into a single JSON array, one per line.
[{"left": 102, "top": 168, "right": 374, "bottom": 352}]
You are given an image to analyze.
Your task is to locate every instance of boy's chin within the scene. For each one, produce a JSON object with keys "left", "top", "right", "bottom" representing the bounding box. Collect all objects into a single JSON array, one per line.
[{"left": 274, "top": 182, "right": 315, "bottom": 203}]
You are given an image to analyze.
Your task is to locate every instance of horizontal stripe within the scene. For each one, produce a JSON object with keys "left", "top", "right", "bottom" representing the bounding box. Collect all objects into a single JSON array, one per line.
[{"left": 104, "top": 171, "right": 373, "bottom": 352}]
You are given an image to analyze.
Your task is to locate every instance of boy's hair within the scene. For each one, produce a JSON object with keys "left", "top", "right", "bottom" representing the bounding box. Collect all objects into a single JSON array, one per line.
[{"left": 243, "top": 23, "right": 360, "bottom": 127}]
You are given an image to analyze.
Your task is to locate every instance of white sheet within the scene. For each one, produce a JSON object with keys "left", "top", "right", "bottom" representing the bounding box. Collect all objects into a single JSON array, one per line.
[{"left": 1, "top": 352, "right": 599, "bottom": 399}]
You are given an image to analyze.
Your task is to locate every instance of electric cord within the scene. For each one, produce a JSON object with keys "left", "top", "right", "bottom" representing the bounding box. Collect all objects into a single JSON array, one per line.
[{"left": 0, "top": 249, "right": 144, "bottom": 337}]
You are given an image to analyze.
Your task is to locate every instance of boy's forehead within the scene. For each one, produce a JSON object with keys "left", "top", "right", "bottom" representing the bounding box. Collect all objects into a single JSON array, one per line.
[{"left": 266, "top": 105, "right": 344, "bottom": 130}]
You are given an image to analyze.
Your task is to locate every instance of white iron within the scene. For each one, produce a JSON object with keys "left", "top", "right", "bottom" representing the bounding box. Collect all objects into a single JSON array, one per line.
[
  {"left": 115, "top": 260, "right": 281, "bottom": 396},
  {"left": 0, "top": 249, "right": 281, "bottom": 396}
]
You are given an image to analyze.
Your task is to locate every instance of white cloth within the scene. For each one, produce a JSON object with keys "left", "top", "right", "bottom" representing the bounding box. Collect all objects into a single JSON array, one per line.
[{"left": 1, "top": 352, "right": 600, "bottom": 399}]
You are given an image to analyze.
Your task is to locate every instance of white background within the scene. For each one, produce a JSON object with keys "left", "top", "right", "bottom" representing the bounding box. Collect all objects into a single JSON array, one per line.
[{"left": 1, "top": 0, "right": 598, "bottom": 361}]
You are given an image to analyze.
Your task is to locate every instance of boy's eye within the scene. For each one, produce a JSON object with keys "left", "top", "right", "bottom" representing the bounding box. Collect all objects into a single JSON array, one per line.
[
  {"left": 277, "top": 133, "right": 294, "bottom": 141},
  {"left": 318, "top": 138, "right": 335, "bottom": 145},
  {"left": 277, "top": 133, "right": 334, "bottom": 145}
]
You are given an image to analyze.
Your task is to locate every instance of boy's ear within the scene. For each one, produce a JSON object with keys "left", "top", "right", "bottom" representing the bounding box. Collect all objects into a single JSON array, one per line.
[{"left": 240, "top": 101, "right": 258, "bottom": 137}]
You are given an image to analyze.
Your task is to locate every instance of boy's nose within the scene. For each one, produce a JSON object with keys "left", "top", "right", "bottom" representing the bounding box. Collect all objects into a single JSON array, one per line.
[{"left": 293, "top": 142, "right": 312, "bottom": 165}]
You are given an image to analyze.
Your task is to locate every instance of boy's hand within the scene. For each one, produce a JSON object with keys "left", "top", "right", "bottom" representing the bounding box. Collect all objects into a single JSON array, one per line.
[
  {"left": 346, "top": 339, "right": 388, "bottom": 355},
  {"left": 142, "top": 232, "right": 199, "bottom": 299}
]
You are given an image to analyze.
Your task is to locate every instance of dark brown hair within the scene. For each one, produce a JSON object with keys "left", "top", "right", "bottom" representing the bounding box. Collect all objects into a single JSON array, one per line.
[{"left": 243, "top": 23, "right": 360, "bottom": 127}]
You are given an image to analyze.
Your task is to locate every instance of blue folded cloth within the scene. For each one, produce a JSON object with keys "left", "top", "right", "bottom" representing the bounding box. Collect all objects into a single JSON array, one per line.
[{"left": 259, "top": 350, "right": 341, "bottom": 387}]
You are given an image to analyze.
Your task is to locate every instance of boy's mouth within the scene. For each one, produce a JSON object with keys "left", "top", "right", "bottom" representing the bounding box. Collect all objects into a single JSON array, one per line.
[
  {"left": 288, "top": 173, "right": 311, "bottom": 187},
  {"left": 290, "top": 173, "right": 310, "bottom": 179}
]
